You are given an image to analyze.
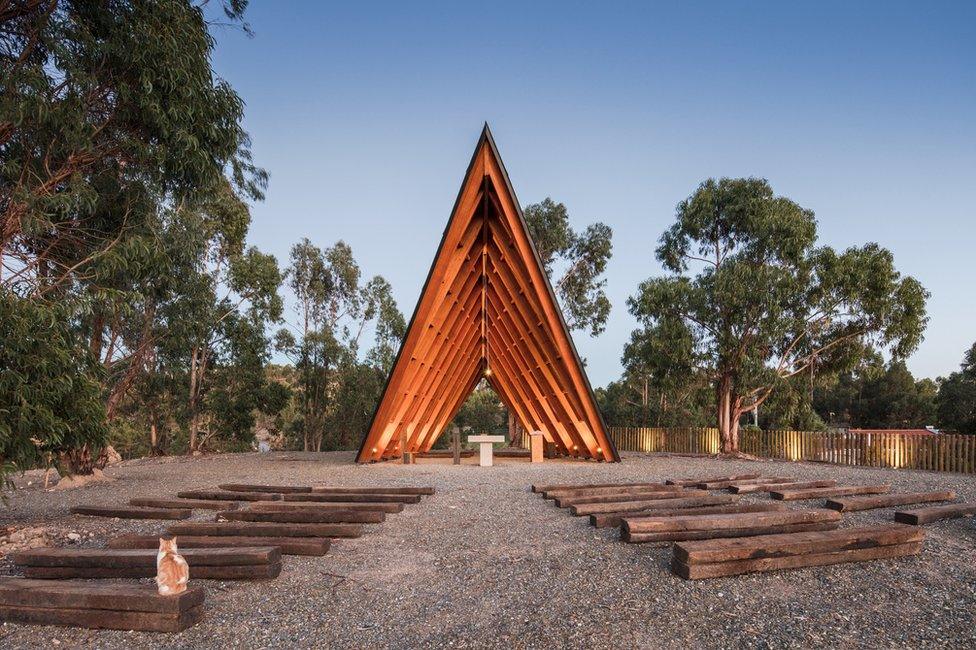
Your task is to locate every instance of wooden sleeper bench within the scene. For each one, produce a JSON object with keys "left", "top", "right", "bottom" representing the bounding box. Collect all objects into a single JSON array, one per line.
[
  {"left": 554, "top": 489, "right": 704, "bottom": 509},
  {"left": 70, "top": 505, "right": 191, "bottom": 520},
  {"left": 130, "top": 497, "right": 242, "bottom": 511},
  {"left": 621, "top": 508, "right": 842, "bottom": 543},
  {"left": 11, "top": 546, "right": 282, "bottom": 581},
  {"left": 591, "top": 502, "right": 787, "bottom": 529},
  {"left": 769, "top": 485, "right": 890, "bottom": 501},
  {"left": 283, "top": 493, "right": 421, "bottom": 504},
  {"left": 695, "top": 477, "right": 792, "bottom": 490},
  {"left": 249, "top": 500, "right": 404, "bottom": 514},
  {"left": 168, "top": 521, "right": 363, "bottom": 539},
  {"left": 568, "top": 491, "right": 711, "bottom": 516},
  {"left": 825, "top": 491, "right": 956, "bottom": 512},
  {"left": 108, "top": 533, "right": 330, "bottom": 556},
  {"left": 665, "top": 473, "right": 760, "bottom": 487},
  {"left": 532, "top": 481, "right": 667, "bottom": 495},
  {"left": 177, "top": 489, "right": 282, "bottom": 502},
  {"left": 672, "top": 524, "right": 924, "bottom": 579},
  {"left": 0, "top": 578, "right": 205, "bottom": 632},
  {"left": 216, "top": 509, "right": 384, "bottom": 524},
  {"left": 894, "top": 502, "right": 976, "bottom": 525},
  {"left": 541, "top": 484, "right": 682, "bottom": 500},
  {"left": 219, "top": 483, "right": 313, "bottom": 493},
  {"left": 729, "top": 479, "right": 837, "bottom": 494},
  {"left": 311, "top": 486, "right": 435, "bottom": 495}
]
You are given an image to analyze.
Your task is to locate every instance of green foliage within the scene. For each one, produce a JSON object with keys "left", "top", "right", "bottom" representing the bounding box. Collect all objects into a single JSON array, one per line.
[
  {"left": 1, "top": 0, "right": 262, "bottom": 299},
  {"left": 0, "top": 1, "right": 269, "bottom": 468},
  {"left": 277, "top": 239, "right": 405, "bottom": 451},
  {"left": 446, "top": 382, "right": 508, "bottom": 438},
  {"left": 523, "top": 198, "right": 612, "bottom": 336},
  {"left": 0, "top": 292, "right": 108, "bottom": 482},
  {"left": 813, "top": 357, "right": 938, "bottom": 430},
  {"left": 934, "top": 342, "right": 976, "bottom": 434},
  {"left": 616, "top": 316, "right": 707, "bottom": 426},
  {"left": 629, "top": 178, "right": 929, "bottom": 451},
  {"left": 595, "top": 377, "right": 714, "bottom": 428}
]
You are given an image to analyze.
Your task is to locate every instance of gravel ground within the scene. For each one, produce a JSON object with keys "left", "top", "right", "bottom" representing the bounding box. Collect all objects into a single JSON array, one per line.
[{"left": 1, "top": 451, "right": 974, "bottom": 649}]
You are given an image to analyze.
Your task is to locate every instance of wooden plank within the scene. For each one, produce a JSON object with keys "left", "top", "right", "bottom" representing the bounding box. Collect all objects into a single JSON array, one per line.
[
  {"left": 625, "top": 521, "right": 840, "bottom": 544},
  {"left": 532, "top": 481, "right": 663, "bottom": 494},
  {"left": 590, "top": 503, "right": 786, "bottom": 529},
  {"left": 730, "top": 479, "right": 837, "bottom": 494},
  {"left": 23, "top": 563, "right": 282, "bottom": 581},
  {"left": 554, "top": 490, "right": 706, "bottom": 508},
  {"left": 178, "top": 490, "right": 282, "bottom": 502},
  {"left": 623, "top": 508, "right": 841, "bottom": 534},
  {"left": 665, "top": 473, "right": 760, "bottom": 487},
  {"left": 675, "top": 524, "right": 923, "bottom": 564},
  {"left": 216, "top": 509, "right": 384, "bottom": 524},
  {"left": 70, "top": 505, "right": 191, "bottom": 520},
  {"left": 130, "top": 498, "right": 241, "bottom": 511},
  {"left": 696, "top": 477, "right": 792, "bottom": 490},
  {"left": 826, "top": 491, "right": 956, "bottom": 512},
  {"left": 249, "top": 501, "right": 403, "bottom": 514},
  {"left": 570, "top": 493, "right": 730, "bottom": 516},
  {"left": 770, "top": 485, "right": 890, "bottom": 501},
  {"left": 168, "top": 521, "right": 362, "bottom": 539},
  {"left": 673, "top": 542, "right": 922, "bottom": 579},
  {"left": 218, "top": 484, "right": 312, "bottom": 494},
  {"left": 0, "top": 603, "right": 204, "bottom": 632},
  {"left": 894, "top": 502, "right": 976, "bottom": 525},
  {"left": 283, "top": 493, "right": 421, "bottom": 504},
  {"left": 107, "top": 534, "right": 330, "bottom": 556},
  {"left": 11, "top": 546, "right": 279, "bottom": 568},
  {"left": 542, "top": 484, "right": 682, "bottom": 499},
  {"left": 0, "top": 578, "right": 203, "bottom": 613}
]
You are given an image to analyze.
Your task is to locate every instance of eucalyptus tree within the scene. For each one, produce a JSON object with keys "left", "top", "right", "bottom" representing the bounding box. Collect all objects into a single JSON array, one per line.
[
  {"left": 619, "top": 318, "right": 708, "bottom": 427},
  {"left": 628, "top": 178, "right": 928, "bottom": 453},
  {"left": 0, "top": 0, "right": 262, "bottom": 474},
  {"left": 523, "top": 198, "right": 613, "bottom": 336},
  {"left": 160, "top": 186, "right": 282, "bottom": 454},
  {"left": 936, "top": 343, "right": 976, "bottom": 434},
  {"left": 277, "top": 239, "right": 404, "bottom": 451}
]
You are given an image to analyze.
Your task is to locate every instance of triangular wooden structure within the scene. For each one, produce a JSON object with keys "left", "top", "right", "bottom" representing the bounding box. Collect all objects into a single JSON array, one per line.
[{"left": 356, "top": 125, "right": 619, "bottom": 463}]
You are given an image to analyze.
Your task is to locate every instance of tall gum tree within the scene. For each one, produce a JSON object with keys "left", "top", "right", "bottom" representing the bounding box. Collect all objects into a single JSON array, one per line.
[
  {"left": 0, "top": 0, "right": 263, "bottom": 473},
  {"left": 628, "top": 178, "right": 928, "bottom": 453}
]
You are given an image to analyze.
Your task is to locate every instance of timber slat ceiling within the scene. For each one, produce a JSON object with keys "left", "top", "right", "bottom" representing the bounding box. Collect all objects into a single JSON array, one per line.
[{"left": 356, "top": 126, "right": 619, "bottom": 463}]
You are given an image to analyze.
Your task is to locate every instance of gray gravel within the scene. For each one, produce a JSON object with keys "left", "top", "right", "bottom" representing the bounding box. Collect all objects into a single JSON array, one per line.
[{"left": 1, "top": 451, "right": 975, "bottom": 649}]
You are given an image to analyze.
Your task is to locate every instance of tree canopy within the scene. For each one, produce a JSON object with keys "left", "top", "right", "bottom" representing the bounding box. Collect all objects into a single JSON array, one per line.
[
  {"left": 627, "top": 178, "right": 929, "bottom": 452},
  {"left": 523, "top": 198, "right": 613, "bottom": 336},
  {"left": 935, "top": 342, "right": 976, "bottom": 435}
]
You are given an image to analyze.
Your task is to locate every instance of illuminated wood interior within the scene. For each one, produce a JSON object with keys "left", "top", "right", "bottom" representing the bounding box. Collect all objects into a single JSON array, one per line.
[{"left": 356, "top": 126, "right": 618, "bottom": 463}]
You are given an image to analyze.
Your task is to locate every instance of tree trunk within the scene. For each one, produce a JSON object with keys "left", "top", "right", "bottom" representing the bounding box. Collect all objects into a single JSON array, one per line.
[
  {"left": 187, "top": 346, "right": 209, "bottom": 454},
  {"left": 507, "top": 411, "right": 527, "bottom": 448},
  {"left": 716, "top": 375, "right": 741, "bottom": 454},
  {"left": 149, "top": 412, "right": 166, "bottom": 456},
  {"left": 188, "top": 346, "right": 199, "bottom": 453},
  {"left": 60, "top": 445, "right": 105, "bottom": 475}
]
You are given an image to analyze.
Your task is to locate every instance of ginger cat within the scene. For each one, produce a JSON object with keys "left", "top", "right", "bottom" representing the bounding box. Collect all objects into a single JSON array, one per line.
[{"left": 156, "top": 536, "right": 189, "bottom": 596}]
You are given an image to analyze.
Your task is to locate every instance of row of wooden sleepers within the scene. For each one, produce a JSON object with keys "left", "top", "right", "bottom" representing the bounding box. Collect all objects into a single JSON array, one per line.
[
  {"left": 1, "top": 483, "right": 434, "bottom": 632},
  {"left": 534, "top": 474, "right": 928, "bottom": 580}
]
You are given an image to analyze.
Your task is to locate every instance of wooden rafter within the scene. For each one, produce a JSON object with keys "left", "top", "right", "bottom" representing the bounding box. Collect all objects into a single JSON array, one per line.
[{"left": 356, "top": 125, "right": 619, "bottom": 463}]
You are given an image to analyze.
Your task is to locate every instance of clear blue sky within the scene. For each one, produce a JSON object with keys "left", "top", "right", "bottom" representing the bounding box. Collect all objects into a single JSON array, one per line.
[{"left": 208, "top": 1, "right": 975, "bottom": 387}]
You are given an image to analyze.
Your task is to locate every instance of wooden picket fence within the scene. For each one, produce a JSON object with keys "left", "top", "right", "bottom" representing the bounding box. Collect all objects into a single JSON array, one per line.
[{"left": 608, "top": 427, "right": 976, "bottom": 474}]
